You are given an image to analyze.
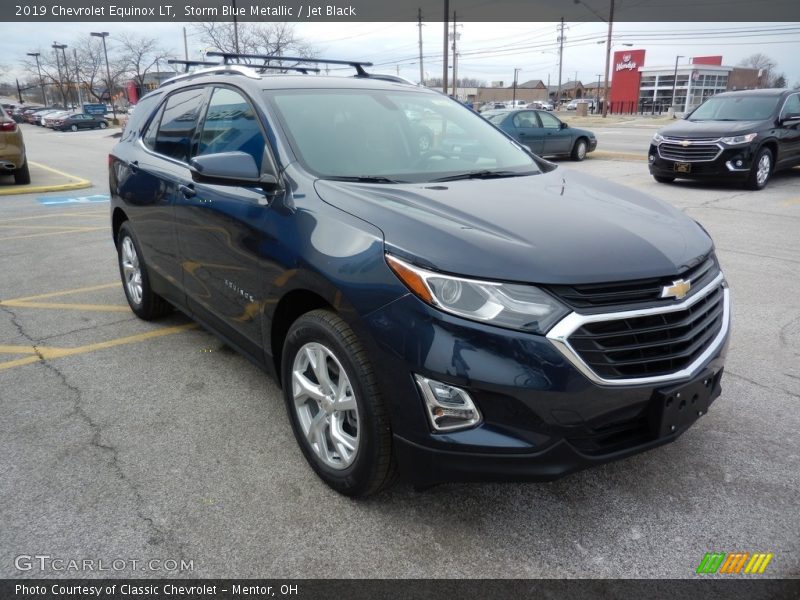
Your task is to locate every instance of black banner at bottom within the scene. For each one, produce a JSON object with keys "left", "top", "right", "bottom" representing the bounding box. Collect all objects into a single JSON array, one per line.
[{"left": 2, "top": 579, "right": 799, "bottom": 600}]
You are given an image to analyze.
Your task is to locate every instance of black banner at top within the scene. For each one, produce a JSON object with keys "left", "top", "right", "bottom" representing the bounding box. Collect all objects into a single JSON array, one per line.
[{"left": 4, "top": 0, "right": 800, "bottom": 22}]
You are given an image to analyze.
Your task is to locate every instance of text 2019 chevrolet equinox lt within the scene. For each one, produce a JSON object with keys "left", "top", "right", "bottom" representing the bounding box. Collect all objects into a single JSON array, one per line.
[
  {"left": 649, "top": 88, "right": 800, "bottom": 190},
  {"left": 109, "top": 57, "right": 730, "bottom": 496}
]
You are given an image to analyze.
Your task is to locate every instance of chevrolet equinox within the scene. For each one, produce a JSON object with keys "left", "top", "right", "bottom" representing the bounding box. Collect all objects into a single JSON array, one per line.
[{"left": 109, "top": 57, "right": 730, "bottom": 496}]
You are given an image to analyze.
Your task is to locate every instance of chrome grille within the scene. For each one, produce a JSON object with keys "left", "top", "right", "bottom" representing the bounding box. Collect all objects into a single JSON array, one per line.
[
  {"left": 547, "top": 254, "right": 719, "bottom": 309},
  {"left": 567, "top": 285, "right": 725, "bottom": 380},
  {"left": 658, "top": 142, "right": 722, "bottom": 162}
]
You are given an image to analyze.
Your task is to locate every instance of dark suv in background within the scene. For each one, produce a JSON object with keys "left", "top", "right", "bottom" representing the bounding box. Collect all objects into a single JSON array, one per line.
[
  {"left": 109, "top": 56, "right": 730, "bottom": 496},
  {"left": 649, "top": 88, "right": 800, "bottom": 190}
]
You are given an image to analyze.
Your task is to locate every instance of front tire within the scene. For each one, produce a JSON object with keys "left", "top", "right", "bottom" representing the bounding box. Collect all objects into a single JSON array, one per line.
[
  {"left": 745, "top": 147, "right": 772, "bottom": 190},
  {"left": 571, "top": 138, "right": 588, "bottom": 161},
  {"left": 70, "top": 124, "right": 78, "bottom": 132},
  {"left": 282, "top": 309, "right": 395, "bottom": 497},
  {"left": 116, "top": 222, "right": 171, "bottom": 320},
  {"left": 99, "top": 121, "right": 108, "bottom": 129}
]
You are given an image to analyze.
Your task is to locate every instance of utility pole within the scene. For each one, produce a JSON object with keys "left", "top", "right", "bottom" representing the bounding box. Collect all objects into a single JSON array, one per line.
[
  {"left": 183, "top": 27, "right": 189, "bottom": 60},
  {"left": 417, "top": 8, "right": 424, "bottom": 85},
  {"left": 232, "top": 0, "right": 240, "bottom": 53},
  {"left": 27, "top": 52, "right": 47, "bottom": 106},
  {"left": 596, "top": 73, "right": 602, "bottom": 112},
  {"left": 52, "top": 43, "right": 67, "bottom": 106},
  {"left": 557, "top": 18, "right": 565, "bottom": 109},
  {"left": 451, "top": 11, "right": 457, "bottom": 98},
  {"left": 442, "top": 0, "right": 449, "bottom": 94},
  {"left": 91, "top": 32, "right": 116, "bottom": 123},
  {"left": 671, "top": 55, "right": 684, "bottom": 112},
  {"left": 602, "top": 0, "right": 615, "bottom": 117},
  {"left": 512, "top": 68, "right": 521, "bottom": 104},
  {"left": 73, "top": 48, "right": 83, "bottom": 107}
]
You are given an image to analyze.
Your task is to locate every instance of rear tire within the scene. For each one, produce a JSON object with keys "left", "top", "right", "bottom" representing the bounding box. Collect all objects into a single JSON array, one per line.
[
  {"left": 281, "top": 309, "right": 396, "bottom": 497},
  {"left": 70, "top": 124, "right": 78, "bottom": 132},
  {"left": 116, "top": 222, "right": 171, "bottom": 320},
  {"left": 13, "top": 161, "right": 30, "bottom": 185},
  {"left": 653, "top": 175, "right": 675, "bottom": 184},
  {"left": 99, "top": 121, "right": 108, "bottom": 129},
  {"left": 744, "top": 147, "right": 772, "bottom": 190},
  {"left": 571, "top": 138, "right": 588, "bottom": 161}
]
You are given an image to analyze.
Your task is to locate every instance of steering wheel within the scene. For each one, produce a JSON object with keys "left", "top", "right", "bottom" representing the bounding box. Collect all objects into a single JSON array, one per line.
[{"left": 414, "top": 151, "right": 450, "bottom": 168}]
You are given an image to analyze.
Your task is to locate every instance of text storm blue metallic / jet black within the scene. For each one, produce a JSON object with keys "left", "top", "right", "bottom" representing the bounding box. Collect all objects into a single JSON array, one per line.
[{"left": 109, "top": 58, "right": 730, "bottom": 496}]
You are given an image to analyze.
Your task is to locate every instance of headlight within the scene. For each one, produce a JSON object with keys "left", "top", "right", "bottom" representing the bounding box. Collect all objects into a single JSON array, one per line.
[
  {"left": 386, "top": 254, "right": 569, "bottom": 334},
  {"left": 720, "top": 132, "right": 757, "bottom": 145},
  {"left": 652, "top": 132, "right": 664, "bottom": 144}
]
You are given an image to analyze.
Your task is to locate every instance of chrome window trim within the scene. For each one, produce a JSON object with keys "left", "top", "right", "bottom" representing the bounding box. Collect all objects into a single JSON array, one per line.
[{"left": 546, "top": 272, "right": 729, "bottom": 387}]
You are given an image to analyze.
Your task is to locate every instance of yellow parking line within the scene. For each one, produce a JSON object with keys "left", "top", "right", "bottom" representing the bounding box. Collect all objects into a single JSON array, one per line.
[
  {"left": 0, "top": 224, "right": 100, "bottom": 230},
  {"left": 0, "top": 211, "right": 107, "bottom": 223},
  {"left": 0, "top": 324, "right": 198, "bottom": 372},
  {"left": 0, "top": 345, "right": 40, "bottom": 355},
  {"left": 0, "top": 301, "right": 130, "bottom": 313},
  {"left": 0, "top": 226, "right": 106, "bottom": 241},
  {"left": 1, "top": 282, "right": 119, "bottom": 303},
  {"left": 784, "top": 198, "right": 800, "bottom": 206}
]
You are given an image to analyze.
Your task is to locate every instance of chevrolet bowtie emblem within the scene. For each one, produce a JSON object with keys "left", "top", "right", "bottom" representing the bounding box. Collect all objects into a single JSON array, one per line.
[
  {"left": 661, "top": 279, "right": 691, "bottom": 300},
  {"left": 680, "top": 140, "right": 691, "bottom": 147}
]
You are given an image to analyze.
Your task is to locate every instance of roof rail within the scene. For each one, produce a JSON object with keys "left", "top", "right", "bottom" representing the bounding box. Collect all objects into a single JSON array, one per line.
[
  {"left": 206, "top": 52, "right": 373, "bottom": 76},
  {"left": 167, "top": 59, "right": 221, "bottom": 73},
  {"left": 159, "top": 64, "right": 262, "bottom": 88}
]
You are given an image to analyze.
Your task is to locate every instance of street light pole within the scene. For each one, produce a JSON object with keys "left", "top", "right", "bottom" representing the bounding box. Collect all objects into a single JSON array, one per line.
[
  {"left": 54, "top": 43, "right": 72, "bottom": 107},
  {"left": 52, "top": 43, "right": 67, "bottom": 106},
  {"left": 596, "top": 73, "right": 602, "bottom": 113},
  {"left": 671, "top": 55, "right": 684, "bottom": 114},
  {"left": 512, "top": 68, "right": 521, "bottom": 104},
  {"left": 91, "top": 32, "right": 117, "bottom": 124},
  {"left": 27, "top": 52, "right": 47, "bottom": 106}
]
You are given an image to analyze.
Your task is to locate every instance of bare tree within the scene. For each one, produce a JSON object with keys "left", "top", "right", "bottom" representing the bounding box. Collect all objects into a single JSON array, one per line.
[
  {"left": 117, "top": 34, "right": 173, "bottom": 99},
  {"left": 737, "top": 53, "right": 785, "bottom": 87},
  {"left": 193, "top": 22, "right": 314, "bottom": 68},
  {"left": 20, "top": 49, "right": 70, "bottom": 106}
]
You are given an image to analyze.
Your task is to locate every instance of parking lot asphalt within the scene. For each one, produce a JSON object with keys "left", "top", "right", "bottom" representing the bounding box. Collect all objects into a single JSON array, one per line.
[{"left": 1, "top": 124, "right": 798, "bottom": 579}]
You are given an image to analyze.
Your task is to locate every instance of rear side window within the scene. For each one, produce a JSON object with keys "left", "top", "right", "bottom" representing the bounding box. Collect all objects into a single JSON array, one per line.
[
  {"left": 196, "top": 87, "right": 265, "bottom": 167},
  {"left": 153, "top": 88, "right": 206, "bottom": 163}
]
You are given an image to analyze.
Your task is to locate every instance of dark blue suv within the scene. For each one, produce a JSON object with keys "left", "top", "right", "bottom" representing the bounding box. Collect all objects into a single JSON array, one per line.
[{"left": 109, "top": 58, "right": 730, "bottom": 496}]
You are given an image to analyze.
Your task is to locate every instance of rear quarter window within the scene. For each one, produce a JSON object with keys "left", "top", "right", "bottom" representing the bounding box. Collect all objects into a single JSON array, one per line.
[{"left": 121, "top": 92, "right": 163, "bottom": 142}]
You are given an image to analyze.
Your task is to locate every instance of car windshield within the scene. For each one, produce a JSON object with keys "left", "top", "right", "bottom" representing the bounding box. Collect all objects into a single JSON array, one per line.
[
  {"left": 267, "top": 88, "right": 539, "bottom": 183},
  {"left": 688, "top": 95, "right": 780, "bottom": 121}
]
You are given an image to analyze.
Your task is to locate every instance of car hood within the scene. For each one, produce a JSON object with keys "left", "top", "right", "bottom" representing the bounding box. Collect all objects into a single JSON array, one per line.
[
  {"left": 659, "top": 119, "right": 766, "bottom": 138},
  {"left": 313, "top": 169, "right": 712, "bottom": 285}
]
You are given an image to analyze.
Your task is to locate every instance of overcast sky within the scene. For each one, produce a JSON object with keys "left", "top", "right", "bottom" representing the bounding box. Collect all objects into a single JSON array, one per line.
[{"left": 3, "top": 21, "right": 799, "bottom": 89}]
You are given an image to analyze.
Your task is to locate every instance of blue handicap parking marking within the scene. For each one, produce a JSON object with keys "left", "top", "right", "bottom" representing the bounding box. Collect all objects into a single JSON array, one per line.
[{"left": 37, "top": 194, "right": 110, "bottom": 206}]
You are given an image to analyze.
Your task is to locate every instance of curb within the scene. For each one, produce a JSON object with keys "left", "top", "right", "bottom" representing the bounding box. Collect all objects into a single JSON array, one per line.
[
  {"left": 0, "top": 162, "right": 92, "bottom": 196},
  {"left": 590, "top": 150, "right": 647, "bottom": 162}
]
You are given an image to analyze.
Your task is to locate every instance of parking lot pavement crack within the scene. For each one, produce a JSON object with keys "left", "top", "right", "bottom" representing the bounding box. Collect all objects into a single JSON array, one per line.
[
  {"left": 0, "top": 304, "right": 188, "bottom": 563},
  {"left": 725, "top": 369, "right": 800, "bottom": 401},
  {"left": 38, "top": 316, "right": 138, "bottom": 342}
]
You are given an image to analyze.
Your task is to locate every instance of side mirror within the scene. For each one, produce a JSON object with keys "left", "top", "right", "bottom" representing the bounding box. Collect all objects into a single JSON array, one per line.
[
  {"left": 189, "top": 151, "right": 279, "bottom": 187},
  {"left": 780, "top": 113, "right": 800, "bottom": 125},
  {"left": 560, "top": 122, "right": 569, "bottom": 129}
]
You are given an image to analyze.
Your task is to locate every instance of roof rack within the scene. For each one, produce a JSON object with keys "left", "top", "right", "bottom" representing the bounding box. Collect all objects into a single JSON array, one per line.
[
  {"left": 159, "top": 64, "right": 262, "bottom": 87},
  {"left": 167, "top": 59, "right": 221, "bottom": 73},
  {"left": 206, "top": 52, "right": 373, "bottom": 76}
]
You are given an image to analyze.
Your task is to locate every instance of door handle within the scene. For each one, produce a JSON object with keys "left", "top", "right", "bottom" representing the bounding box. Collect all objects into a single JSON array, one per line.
[
  {"left": 178, "top": 184, "right": 196, "bottom": 199},
  {"left": 519, "top": 132, "right": 527, "bottom": 137}
]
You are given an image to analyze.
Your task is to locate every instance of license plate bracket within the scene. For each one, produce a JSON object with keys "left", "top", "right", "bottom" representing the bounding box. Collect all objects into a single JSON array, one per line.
[
  {"left": 652, "top": 372, "right": 717, "bottom": 438},
  {"left": 674, "top": 161, "right": 692, "bottom": 173}
]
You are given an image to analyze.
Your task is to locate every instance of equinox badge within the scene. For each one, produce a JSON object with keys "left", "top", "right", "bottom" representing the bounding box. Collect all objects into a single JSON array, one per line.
[{"left": 661, "top": 279, "right": 692, "bottom": 300}]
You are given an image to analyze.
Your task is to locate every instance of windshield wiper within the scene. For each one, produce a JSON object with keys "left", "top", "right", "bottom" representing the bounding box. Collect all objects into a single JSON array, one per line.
[
  {"left": 323, "top": 175, "right": 407, "bottom": 184},
  {"left": 431, "top": 169, "right": 532, "bottom": 182}
]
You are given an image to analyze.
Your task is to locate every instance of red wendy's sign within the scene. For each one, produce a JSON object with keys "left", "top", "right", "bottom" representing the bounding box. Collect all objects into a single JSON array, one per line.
[{"left": 609, "top": 49, "right": 646, "bottom": 109}]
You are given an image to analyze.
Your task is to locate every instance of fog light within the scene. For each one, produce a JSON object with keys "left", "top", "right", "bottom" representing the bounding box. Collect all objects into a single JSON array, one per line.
[
  {"left": 735, "top": 159, "right": 743, "bottom": 167},
  {"left": 649, "top": 154, "right": 655, "bottom": 162},
  {"left": 414, "top": 374, "right": 482, "bottom": 432}
]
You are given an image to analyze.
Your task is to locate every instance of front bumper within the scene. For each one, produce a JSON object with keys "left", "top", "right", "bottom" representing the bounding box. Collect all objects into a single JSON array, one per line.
[
  {"left": 364, "top": 290, "right": 729, "bottom": 485},
  {"left": 648, "top": 142, "right": 757, "bottom": 181}
]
